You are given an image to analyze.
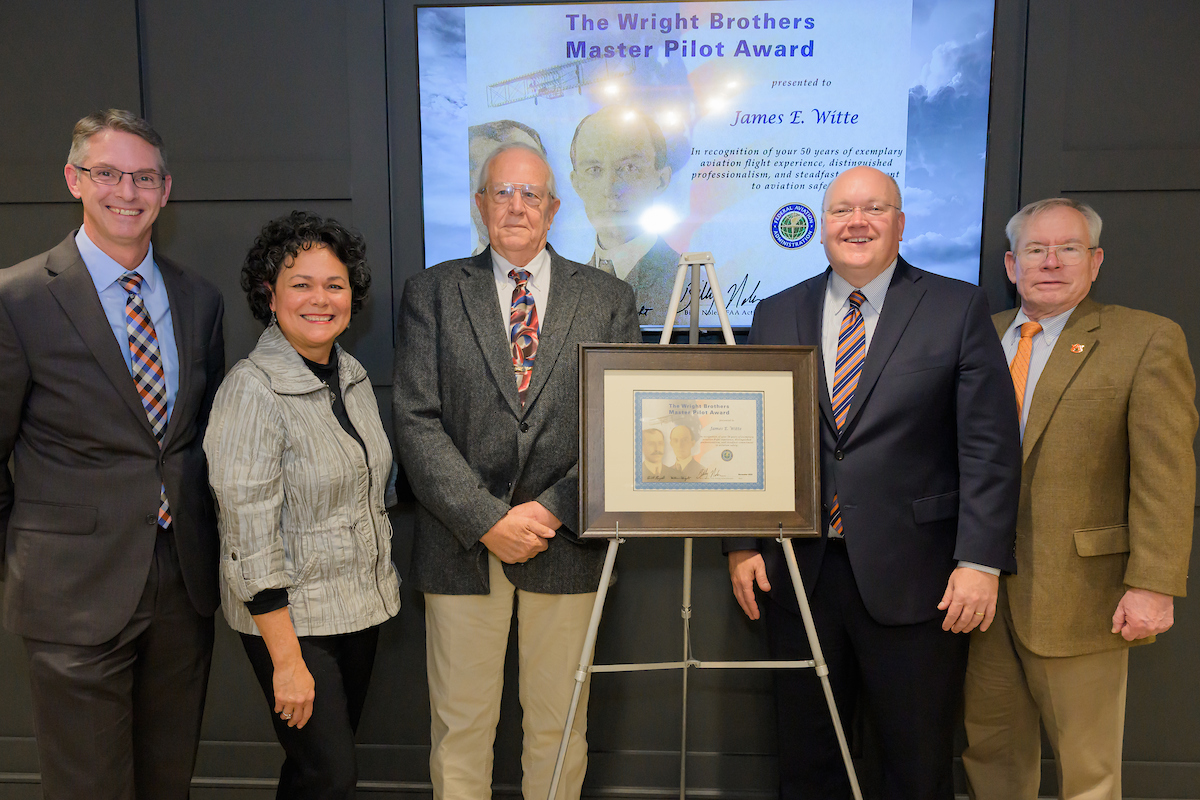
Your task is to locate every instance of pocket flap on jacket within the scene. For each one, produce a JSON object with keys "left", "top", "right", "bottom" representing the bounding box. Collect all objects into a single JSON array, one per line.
[
  {"left": 9, "top": 500, "right": 97, "bottom": 535},
  {"left": 912, "top": 491, "right": 959, "bottom": 524},
  {"left": 1073, "top": 525, "right": 1130, "bottom": 557}
]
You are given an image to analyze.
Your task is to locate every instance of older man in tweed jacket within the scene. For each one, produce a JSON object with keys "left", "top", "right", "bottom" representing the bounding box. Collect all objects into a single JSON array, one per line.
[{"left": 393, "top": 143, "right": 639, "bottom": 799}]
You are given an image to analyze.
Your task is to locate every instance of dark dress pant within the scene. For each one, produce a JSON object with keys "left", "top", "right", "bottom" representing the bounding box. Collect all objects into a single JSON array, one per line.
[
  {"left": 23, "top": 527, "right": 214, "bottom": 800},
  {"left": 766, "top": 539, "right": 969, "bottom": 800},
  {"left": 240, "top": 625, "right": 380, "bottom": 799}
]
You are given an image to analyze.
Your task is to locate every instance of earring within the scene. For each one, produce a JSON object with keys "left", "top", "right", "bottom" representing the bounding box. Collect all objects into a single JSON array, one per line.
[{"left": 270, "top": 310, "right": 277, "bottom": 327}]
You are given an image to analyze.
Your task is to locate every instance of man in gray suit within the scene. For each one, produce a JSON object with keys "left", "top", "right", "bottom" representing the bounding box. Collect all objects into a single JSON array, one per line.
[
  {"left": 0, "top": 110, "right": 224, "bottom": 799},
  {"left": 394, "top": 142, "right": 639, "bottom": 799}
]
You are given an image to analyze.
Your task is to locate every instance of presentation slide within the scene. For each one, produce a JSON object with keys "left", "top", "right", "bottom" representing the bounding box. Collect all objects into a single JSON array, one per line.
[{"left": 416, "top": 0, "right": 996, "bottom": 328}]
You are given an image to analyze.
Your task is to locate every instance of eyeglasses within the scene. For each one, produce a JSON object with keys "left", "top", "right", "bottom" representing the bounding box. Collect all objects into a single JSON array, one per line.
[
  {"left": 73, "top": 165, "right": 165, "bottom": 189},
  {"left": 1016, "top": 244, "right": 1096, "bottom": 266},
  {"left": 824, "top": 203, "right": 900, "bottom": 219},
  {"left": 480, "top": 182, "right": 549, "bottom": 208}
]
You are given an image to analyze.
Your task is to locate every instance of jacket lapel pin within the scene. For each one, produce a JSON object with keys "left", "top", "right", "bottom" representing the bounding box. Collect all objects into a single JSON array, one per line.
[{"left": 1071, "top": 343, "right": 1085, "bottom": 353}]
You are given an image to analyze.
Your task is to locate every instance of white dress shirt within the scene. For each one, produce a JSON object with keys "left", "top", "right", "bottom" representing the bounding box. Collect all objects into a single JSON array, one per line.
[{"left": 491, "top": 247, "right": 551, "bottom": 339}]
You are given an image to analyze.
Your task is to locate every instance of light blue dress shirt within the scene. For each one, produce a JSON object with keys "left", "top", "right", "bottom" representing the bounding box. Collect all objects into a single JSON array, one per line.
[
  {"left": 76, "top": 228, "right": 179, "bottom": 419},
  {"left": 1001, "top": 306, "right": 1075, "bottom": 439}
]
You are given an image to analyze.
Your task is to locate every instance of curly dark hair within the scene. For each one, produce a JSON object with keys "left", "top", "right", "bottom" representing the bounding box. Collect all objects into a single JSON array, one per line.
[{"left": 241, "top": 211, "right": 370, "bottom": 325}]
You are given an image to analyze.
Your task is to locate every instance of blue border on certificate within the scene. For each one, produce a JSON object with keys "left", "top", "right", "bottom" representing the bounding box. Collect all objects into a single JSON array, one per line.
[{"left": 634, "top": 391, "right": 765, "bottom": 491}]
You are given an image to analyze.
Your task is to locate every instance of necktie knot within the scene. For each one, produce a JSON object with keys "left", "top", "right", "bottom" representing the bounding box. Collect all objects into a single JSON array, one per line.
[
  {"left": 509, "top": 268, "right": 531, "bottom": 288},
  {"left": 848, "top": 290, "right": 866, "bottom": 310},
  {"left": 1019, "top": 321, "right": 1042, "bottom": 340},
  {"left": 118, "top": 272, "right": 144, "bottom": 295}
]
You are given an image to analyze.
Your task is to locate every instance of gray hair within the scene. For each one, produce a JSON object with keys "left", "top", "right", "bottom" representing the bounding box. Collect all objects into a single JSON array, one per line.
[
  {"left": 474, "top": 141, "right": 557, "bottom": 199},
  {"left": 1005, "top": 197, "right": 1102, "bottom": 249},
  {"left": 821, "top": 168, "right": 903, "bottom": 212},
  {"left": 67, "top": 109, "right": 168, "bottom": 174}
]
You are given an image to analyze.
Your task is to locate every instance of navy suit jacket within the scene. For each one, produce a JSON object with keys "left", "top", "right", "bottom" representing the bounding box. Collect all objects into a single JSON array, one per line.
[{"left": 728, "top": 258, "right": 1020, "bottom": 625}]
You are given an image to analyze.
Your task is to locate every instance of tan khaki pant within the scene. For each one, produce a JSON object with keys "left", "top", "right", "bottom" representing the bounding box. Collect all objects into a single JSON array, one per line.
[
  {"left": 425, "top": 553, "right": 596, "bottom": 800},
  {"left": 962, "top": 595, "right": 1128, "bottom": 800}
]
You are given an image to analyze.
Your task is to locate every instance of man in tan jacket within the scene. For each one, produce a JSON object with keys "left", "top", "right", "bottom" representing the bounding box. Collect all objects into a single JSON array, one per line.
[{"left": 963, "top": 197, "right": 1197, "bottom": 800}]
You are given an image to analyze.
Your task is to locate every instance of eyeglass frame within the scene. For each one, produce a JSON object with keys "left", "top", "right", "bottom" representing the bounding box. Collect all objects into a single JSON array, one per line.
[
  {"left": 823, "top": 202, "right": 902, "bottom": 219},
  {"left": 478, "top": 182, "right": 551, "bottom": 208},
  {"left": 1013, "top": 243, "right": 1098, "bottom": 266},
  {"left": 72, "top": 165, "right": 166, "bottom": 190}
]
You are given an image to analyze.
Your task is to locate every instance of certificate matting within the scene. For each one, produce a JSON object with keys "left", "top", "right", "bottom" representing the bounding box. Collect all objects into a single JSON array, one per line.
[{"left": 581, "top": 344, "right": 820, "bottom": 537}]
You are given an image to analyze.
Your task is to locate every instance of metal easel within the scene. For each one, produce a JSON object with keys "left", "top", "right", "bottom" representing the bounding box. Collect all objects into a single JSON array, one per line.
[{"left": 547, "top": 253, "right": 862, "bottom": 800}]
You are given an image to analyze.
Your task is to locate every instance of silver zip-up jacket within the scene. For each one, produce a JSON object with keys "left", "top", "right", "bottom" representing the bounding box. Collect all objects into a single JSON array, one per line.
[{"left": 204, "top": 325, "right": 400, "bottom": 636}]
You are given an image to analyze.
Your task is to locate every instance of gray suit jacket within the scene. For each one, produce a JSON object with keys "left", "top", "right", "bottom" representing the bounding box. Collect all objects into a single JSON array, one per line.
[
  {"left": 393, "top": 246, "right": 639, "bottom": 595},
  {"left": 0, "top": 233, "right": 225, "bottom": 646}
]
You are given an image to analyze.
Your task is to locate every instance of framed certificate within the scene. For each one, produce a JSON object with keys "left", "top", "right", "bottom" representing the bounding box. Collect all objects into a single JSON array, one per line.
[{"left": 580, "top": 344, "right": 820, "bottom": 538}]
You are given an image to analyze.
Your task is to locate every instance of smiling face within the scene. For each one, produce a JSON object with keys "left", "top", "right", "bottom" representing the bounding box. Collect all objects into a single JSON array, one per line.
[
  {"left": 64, "top": 129, "right": 171, "bottom": 268},
  {"left": 1005, "top": 205, "right": 1103, "bottom": 321},
  {"left": 670, "top": 425, "right": 695, "bottom": 463},
  {"left": 570, "top": 109, "right": 671, "bottom": 249},
  {"left": 475, "top": 147, "right": 560, "bottom": 267},
  {"left": 269, "top": 245, "right": 352, "bottom": 364},
  {"left": 820, "top": 166, "right": 905, "bottom": 287},
  {"left": 642, "top": 429, "right": 665, "bottom": 465}
]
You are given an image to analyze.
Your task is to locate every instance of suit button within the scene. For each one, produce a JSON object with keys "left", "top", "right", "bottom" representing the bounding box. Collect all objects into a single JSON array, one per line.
[
  {"left": 834, "top": 449, "right": 844, "bottom": 461},
  {"left": 145, "top": 514, "right": 156, "bottom": 525},
  {"left": 520, "top": 422, "right": 530, "bottom": 433}
]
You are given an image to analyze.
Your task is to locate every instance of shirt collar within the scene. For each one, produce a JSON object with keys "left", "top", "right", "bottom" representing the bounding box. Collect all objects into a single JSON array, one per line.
[
  {"left": 590, "top": 232, "right": 657, "bottom": 280},
  {"left": 827, "top": 257, "right": 897, "bottom": 315},
  {"left": 1005, "top": 304, "right": 1076, "bottom": 345},
  {"left": 75, "top": 227, "right": 157, "bottom": 295},
  {"left": 491, "top": 246, "right": 551, "bottom": 288}
]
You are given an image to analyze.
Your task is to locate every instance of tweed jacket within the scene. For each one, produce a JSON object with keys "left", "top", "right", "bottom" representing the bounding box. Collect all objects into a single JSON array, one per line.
[
  {"left": 994, "top": 297, "right": 1197, "bottom": 657},
  {"left": 205, "top": 325, "right": 400, "bottom": 637},
  {"left": 393, "top": 246, "right": 640, "bottom": 595}
]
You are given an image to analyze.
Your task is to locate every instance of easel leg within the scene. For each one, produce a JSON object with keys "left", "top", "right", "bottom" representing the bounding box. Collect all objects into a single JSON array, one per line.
[
  {"left": 780, "top": 538, "right": 863, "bottom": 800},
  {"left": 547, "top": 537, "right": 621, "bottom": 800},
  {"left": 679, "top": 537, "right": 693, "bottom": 799}
]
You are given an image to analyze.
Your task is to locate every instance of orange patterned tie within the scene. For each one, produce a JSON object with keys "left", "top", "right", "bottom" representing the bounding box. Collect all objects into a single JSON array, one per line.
[{"left": 1009, "top": 321, "right": 1042, "bottom": 418}]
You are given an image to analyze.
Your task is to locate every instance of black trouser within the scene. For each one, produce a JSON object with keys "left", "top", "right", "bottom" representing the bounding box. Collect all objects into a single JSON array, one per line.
[
  {"left": 766, "top": 539, "right": 969, "bottom": 800},
  {"left": 24, "top": 527, "right": 214, "bottom": 800},
  {"left": 240, "top": 625, "right": 380, "bottom": 800}
]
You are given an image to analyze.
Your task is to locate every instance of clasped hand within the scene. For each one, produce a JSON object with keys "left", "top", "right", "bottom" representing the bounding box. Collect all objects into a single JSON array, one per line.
[{"left": 480, "top": 501, "right": 560, "bottom": 563}]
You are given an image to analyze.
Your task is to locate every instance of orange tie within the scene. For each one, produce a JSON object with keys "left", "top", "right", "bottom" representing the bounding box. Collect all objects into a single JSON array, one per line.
[{"left": 1009, "top": 321, "right": 1043, "bottom": 418}]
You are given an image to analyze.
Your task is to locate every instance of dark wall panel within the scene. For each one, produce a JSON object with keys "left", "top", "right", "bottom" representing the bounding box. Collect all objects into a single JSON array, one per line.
[
  {"left": 0, "top": 0, "right": 141, "bottom": 203},
  {"left": 139, "top": 0, "right": 352, "bottom": 202}
]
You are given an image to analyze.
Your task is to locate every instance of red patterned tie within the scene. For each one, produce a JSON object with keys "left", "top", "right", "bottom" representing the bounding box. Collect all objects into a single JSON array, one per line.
[
  {"left": 118, "top": 272, "right": 171, "bottom": 528},
  {"left": 828, "top": 290, "right": 866, "bottom": 537},
  {"left": 509, "top": 269, "right": 539, "bottom": 406}
]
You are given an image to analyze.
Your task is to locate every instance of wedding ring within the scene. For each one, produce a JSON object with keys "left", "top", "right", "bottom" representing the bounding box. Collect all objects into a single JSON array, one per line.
[{"left": 281, "top": 712, "right": 293, "bottom": 720}]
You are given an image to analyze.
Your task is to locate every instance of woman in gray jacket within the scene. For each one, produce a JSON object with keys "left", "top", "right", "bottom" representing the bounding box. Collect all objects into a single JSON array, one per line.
[{"left": 205, "top": 211, "right": 400, "bottom": 798}]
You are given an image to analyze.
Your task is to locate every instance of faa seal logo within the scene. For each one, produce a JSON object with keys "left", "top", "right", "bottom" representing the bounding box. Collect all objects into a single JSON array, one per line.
[
  {"left": 772, "top": 203, "right": 817, "bottom": 249},
  {"left": 721, "top": 449, "right": 734, "bottom": 462}
]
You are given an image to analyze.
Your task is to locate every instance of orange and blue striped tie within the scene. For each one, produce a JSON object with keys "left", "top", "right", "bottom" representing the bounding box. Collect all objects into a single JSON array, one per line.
[
  {"left": 828, "top": 290, "right": 866, "bottom": 537},
  {"left": 118, "top": 272, "right": 171, "bottom": 528}
]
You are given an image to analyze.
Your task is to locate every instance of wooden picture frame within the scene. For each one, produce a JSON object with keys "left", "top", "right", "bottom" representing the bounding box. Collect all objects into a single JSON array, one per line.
[{"left": 579, "top": 344, "right": 820, "bottom": 538}]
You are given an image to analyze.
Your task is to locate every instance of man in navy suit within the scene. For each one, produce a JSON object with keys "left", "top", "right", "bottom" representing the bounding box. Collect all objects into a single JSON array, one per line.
[{"left": 725, "top": 166, "right": 1021, "bottom": 799}]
